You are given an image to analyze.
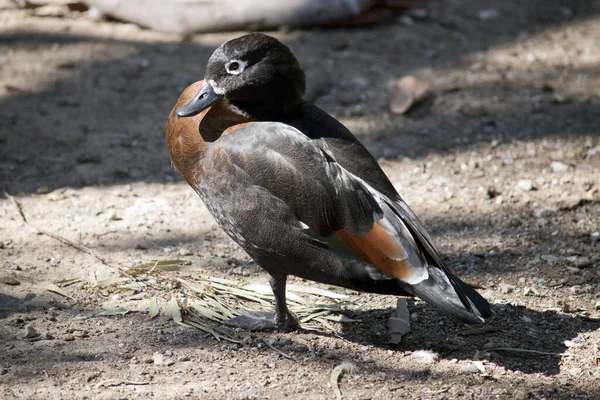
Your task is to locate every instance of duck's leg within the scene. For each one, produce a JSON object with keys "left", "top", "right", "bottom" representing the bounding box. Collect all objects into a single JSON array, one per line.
[{"left": 226, "top": 273, "right": 299, "bottom": 331}]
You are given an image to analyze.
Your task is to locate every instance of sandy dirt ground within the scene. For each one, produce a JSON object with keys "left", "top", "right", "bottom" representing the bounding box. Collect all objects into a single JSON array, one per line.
[{"left": 1, "top": 0, "right": 599, "bottom": 398}]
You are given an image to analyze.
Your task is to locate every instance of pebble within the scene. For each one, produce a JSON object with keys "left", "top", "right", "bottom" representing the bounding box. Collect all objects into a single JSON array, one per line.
[
  {"left": 541, "top": 254, "right": 561, "bottom": 263},
  {"left": 551, "top": 161, "right": 569, "bottom": 173},
  {"left": 523, "top": 286, "right": 540, "bottom": 296},
  {"left": 10, "top": 264, "right": 22, "bottom": 271},
  {"left": 0, "top": 367, "right": 9, "bottom": 375},
  {"left": 154, "top": 352, "right": 173, "bottom": 365},
  {"left": 536, "top": 218, "right": 549, "bottom": 227},
  {"left": 516, "top": 180, "right": 534, "bottom": 192},
  {"left": 279, "top": 337, "right": 292, "bottom": 345},
  {"left": 231, "top": 266, "right": 250, "bottom": 276},
  {"left": 178, "top": 248, "right": 192, "bottom": 256},
  {"left": 498, "top": 283, "right": 515, "bottom": 294},
  {"left": 533, "top": 206, "right": 556, "bottom": 218},
  {"left": 591, "top": 232, "right": 600, "bottom": 242},
  {"left": 478, "top": 9, "right": 499, "bottom": 21},
  {"left": 464, "top": 364, "right": 481, "bottom": 374},
  {"left": 23, "top": 325, "right": 40, "bottom": 339},
  {"left": 410, "top": 350, "right": 438, "bottom": 364}
]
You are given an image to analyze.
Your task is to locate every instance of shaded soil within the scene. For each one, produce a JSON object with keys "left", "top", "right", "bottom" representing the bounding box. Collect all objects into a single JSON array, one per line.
[{"left": 1, "top": 0, "right": 599, "bottom": 399}]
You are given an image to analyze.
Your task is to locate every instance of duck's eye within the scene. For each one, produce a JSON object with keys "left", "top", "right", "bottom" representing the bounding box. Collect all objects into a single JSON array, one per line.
[{"left": 225, "top": 60, "right": 246, "bottom": 75}]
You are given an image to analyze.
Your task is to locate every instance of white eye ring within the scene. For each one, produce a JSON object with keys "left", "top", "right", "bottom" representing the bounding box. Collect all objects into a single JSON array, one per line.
[{"left": 225, "top": 59, "right": 247, "bottom": 75}]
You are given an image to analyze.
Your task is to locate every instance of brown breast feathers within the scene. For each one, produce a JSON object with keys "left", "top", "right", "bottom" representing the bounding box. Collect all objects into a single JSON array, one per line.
[{"left": 165, "top": 80, "right": 252, "bottom": 186}]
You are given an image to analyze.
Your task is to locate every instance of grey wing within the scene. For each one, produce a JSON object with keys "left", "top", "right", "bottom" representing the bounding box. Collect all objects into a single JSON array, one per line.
[{"left": 211, "top": 122, "right": 383, "bottom": 237}]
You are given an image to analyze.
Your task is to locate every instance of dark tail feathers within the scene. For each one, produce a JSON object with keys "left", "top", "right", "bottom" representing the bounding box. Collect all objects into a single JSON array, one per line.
[{"left": 409, "top": 266, "right": 492, "bottom": 324}]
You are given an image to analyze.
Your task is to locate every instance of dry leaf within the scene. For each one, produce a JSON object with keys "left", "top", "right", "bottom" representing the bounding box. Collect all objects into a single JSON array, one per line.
[
  {"left": 46, "top": 284, "right": 75, "bottom": 300},
  {"left": 473, "top": 350, "right": 486, "bottom": 373},
  {"left": 146, "top": 297, "right": 159, "bottom": 320},
  {"left": 169, "top": 297, "right": 188, "bottom": 327},
  {"left": 330, "top": 362, "right": 356, "bottom": 400},
  {"left": 99, "top": 307, "right": 130, "bottom": 317}
]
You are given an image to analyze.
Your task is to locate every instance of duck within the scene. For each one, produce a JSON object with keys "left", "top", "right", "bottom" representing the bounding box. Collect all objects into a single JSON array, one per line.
[{"left": 165, "top": 33, "right": 492, "bottom": 331}]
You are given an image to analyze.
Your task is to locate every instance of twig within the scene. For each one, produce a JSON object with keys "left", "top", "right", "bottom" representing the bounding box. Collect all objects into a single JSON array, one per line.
[
  {"left": 330, "top": 362, "right": 355, "bottom": 400},
  {"left": 4, "top": 189, "right": 125, "bottom": 274},
  {"left": 3, "top": 188, "right": 28, "bottom": 223},
  {"left": 421, "top": 387, "right": 450, "bottom": 394},
  {"left": 92, "top": 379, "right": 150, "bottom": 388},
  {"left": 486, "top": 348, "right": 570, "bottom": 357},
  {"left": 262, "top": 338, "right": 295, "bottom": 360}
]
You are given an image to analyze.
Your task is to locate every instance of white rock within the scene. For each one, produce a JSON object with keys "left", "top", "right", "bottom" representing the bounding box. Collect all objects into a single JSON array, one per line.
[
  {"left": 478, "top": 9, "right": 499, "bottom": 21},
  {"left": 516, "top": 180, "right": 533, "bottom": 192},
  {"left": 551, "top": 161, "right": 569, "bottom": 173},
  {"left": 410, "top": 350, "right": 438, "bottom": 364}
]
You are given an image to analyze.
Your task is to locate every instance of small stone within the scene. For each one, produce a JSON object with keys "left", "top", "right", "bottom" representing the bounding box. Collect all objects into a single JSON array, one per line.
[
  {"left": 554, "top": 313, "right": 572, "bottom": 320},
  {"left": 279, "top": 337, "right": 292, "bottom": 345},
  {"left": 464, "top": 364, "right": 481, "bottom": 374},
  {"left": 516, "top": 180, "right": 534, "bottom": 192},
  {"left": 533, "top": 207, "right": 556, "bottom": 218},
  {"left": 2, "top": 278, "right": 20, "bottom": 286},
  {"left": 594, "top": 301, "right": 600, "bottom": 311},
  {"left": 570, "top": 285, "right": 593, "bottom": 295},
  {"left": 408, "top": 8, "right": 428, "bottom": 20},
  {"left": 36, "top": 186, "right": 51, "bottom": 194},
  {"left": 34, "top": 4, "right": 70, "bottom": 17},
  {"left": 153, "top": 352, "right": 173, "bottom": 365},
  {"left": 536, "top": 218, "right": 549, "bottom": 227},
  {"left": 591, "top": 232, "right": 600, "bottom": 242},
  {"left": 523, "top": 286, "right": 540, "bottom": 296},
  {"left": 410, "top": 350, "right": 438, "bottom": 364},
  {"left": 143, "top": 357, "right": 154, "bottom": 364},
  {"left": 109, "top": 212, "right": 122, "bottom": 221},
  {"left": 24, "top": 325, "right": 40, "bottom": 339},
  {"left": 231, "top": 266, "right": 250, "bottom": 276},
  {"left": 64, "top": 335, "right": 75, "bottom": 341},
  {"left": 551, "top": 161, "right": 569, "bottom": 173},
  {"left": 178, "top": 248, "right": 192, "bottom": 256},
  {"left": 76, "top": 153, "right": 101, "bottom": 164},
  {"left": 9, "top": 264, "right": 22, "bottom": 271},
  {"left": 477, "top": 9, "right": 499, "bottom": 21},
  {"left": 498, "top": 283, "right": 515, "bottom": 294},
  {"left": 541, "top": 254, "right": 561, "bottom": 263}
]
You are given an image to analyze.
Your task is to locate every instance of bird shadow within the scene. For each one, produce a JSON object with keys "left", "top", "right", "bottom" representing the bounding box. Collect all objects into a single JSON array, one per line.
[{"left": 301, "top": 300, "right": 600, "bottom": 376}]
